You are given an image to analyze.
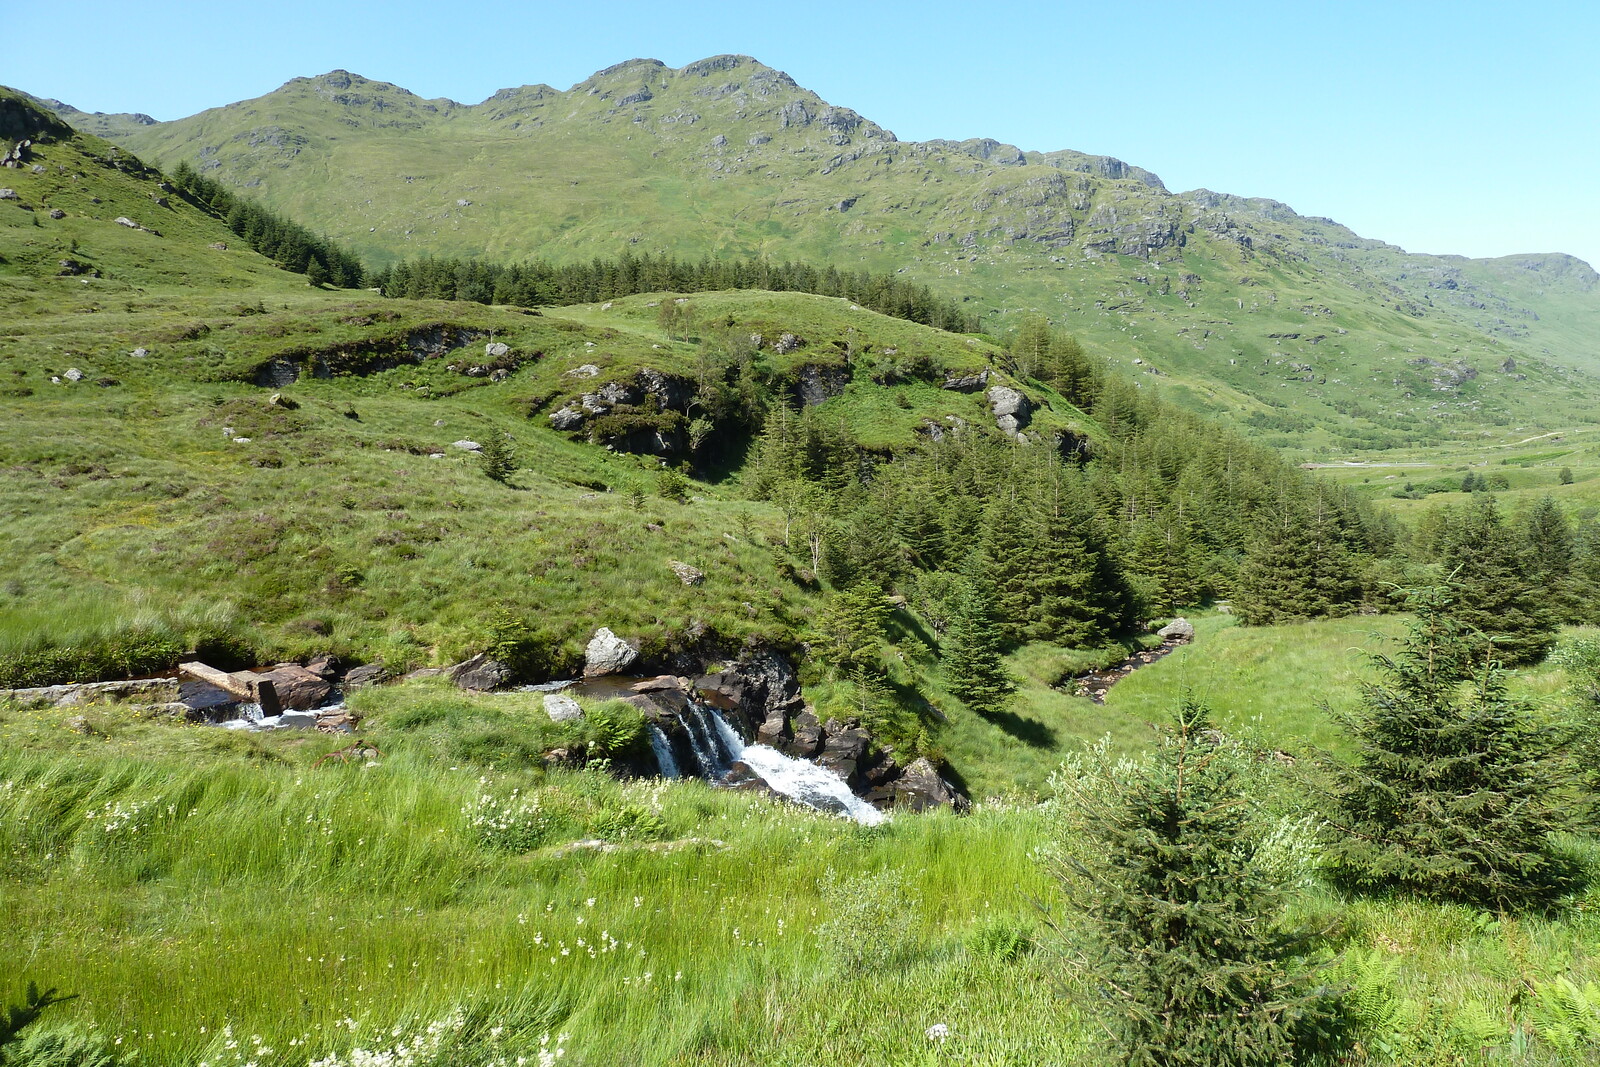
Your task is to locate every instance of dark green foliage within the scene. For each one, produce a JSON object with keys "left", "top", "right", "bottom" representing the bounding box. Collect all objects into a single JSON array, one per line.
[
  {"left": 1046, "top": 704, "right": 1346, "bottom": 1066},
  {"left": 1, "top": 982, "right": 78, "bottom": 1055},
  {"left": 584, "top": 699, "right": 647, "bottom": 757},
  {"left": 940, "top": 577, "right": 1015, "bottom": 714},
  {"left": 808, "top": 583, "right": 890, "bottom": 674},
  {"left": 375, "top": 251, "right": 980, "bottom": 333},
  {"left": 1325, "top": 588, "right": 1583, "bottom": 909},
  {"left": 1520, "top": 495, "right": 1580, "bottom": 624},
  {"left": 168, "top": 161, "right": 366, "bottom": 287},
  {"left": 483, "top": 611, "right": 566, "bottom": 684},
  {"left": 0, "top": 628, "right": 188, "bottom": 688},
  {"left": 1560, "top": 466, "right": 1575, "bottom": 485},
  {"left": 1437, "top": 495, "right": 1556, "bottom": 666},
  {"left": 655, "top": 467, "right": 691, "bottom": 503},
  {"left": 1233, "top": 494, "right": 1363, "bottom": 626},
  {"left": 478, "top": 433, "right": 516, "bottom": 484}
]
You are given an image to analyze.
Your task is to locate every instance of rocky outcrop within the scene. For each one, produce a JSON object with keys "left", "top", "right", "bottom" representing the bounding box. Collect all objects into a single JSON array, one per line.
[
  {"left": 257, "top": 663, "right": 335, "bottom": 709},
  {"left": 547, "top": 367, "right": 699, "bottom": 460},
  {"left": 987, "top": 385, "right": 1032, "bottom": 436},
  {"left": 794, "top": 364, "right": 851, "bottom": 406},
  {"left": 942, "top": 369, "right": 990, "bottom": 392}
]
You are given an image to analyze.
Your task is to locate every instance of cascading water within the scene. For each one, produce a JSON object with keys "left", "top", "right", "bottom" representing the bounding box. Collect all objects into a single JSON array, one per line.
[
  {"left": 647, "top": 723, "right": 681, "bottom": 779},
  {"left": 701, "top": 702, "right": 886, "bottom": 826}
]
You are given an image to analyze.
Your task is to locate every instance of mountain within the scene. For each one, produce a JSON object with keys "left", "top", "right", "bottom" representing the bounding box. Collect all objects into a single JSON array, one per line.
[{"left": 21, "top": 57, "right": 1600, "bottom": 452}]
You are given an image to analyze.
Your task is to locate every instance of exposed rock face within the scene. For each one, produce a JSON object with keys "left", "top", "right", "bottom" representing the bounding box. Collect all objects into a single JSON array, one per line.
[
  {"left": 585, "top": 627, "right": 640, "bottom": 676},
  {"left": 942, "top": 369, "right": 990, "bottom": 392},
  {"left": 987, "top": 385, "right": 1032, "bottom": 435},
  {"left": 795, "top": 364, "right": 851, "bottom": 406},
  {"left": 449, "top": 653, "right": 511, "bottom": 691},
  {"left": 865, "top": 757, "right": 968, "bottom": 812}
]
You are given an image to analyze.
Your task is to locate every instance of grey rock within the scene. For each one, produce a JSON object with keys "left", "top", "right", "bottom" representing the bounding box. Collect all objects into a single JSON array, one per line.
[
  {"left": 63, "top": 368, "right": 84, "bottom": 382},
  {"left": 449, "top": 653, "right": 512, "bottom": 691},
  {"left": 1156, "top": 617, "right": 1195, "bottom": 642},
  {"left": 114, "top": 216, "right": 139, "bottom": 228},
  {"left": 986, "top": 385, "right": 1032, "bottom": 436},
  {"left": 48, "top": 208, "right": 64, "bottom": 219},
  {"left": 549, "top": 407, "right": 586, "bottom": 431},
  {"left": 566, "top": 364, "right": 601, "bottom": 378},
  {"left": 584, "top": 627, "right": 639, "bottom": 677},
  {"left": 668, "top": 559, "right": 705, "bottom": 586},
  {"left": 544, "top": 693, "right": 585, "bottom": 722},
  {"left": 342, "top": 664, "right": 388, "bottom": 688},
  {"left": 795, "top": 364, "right": 850, "bottom": 406},
  {"left": 451, "top": 439, "right": 483, "bottom": 452},
  {"left": 484, "top": 341, "right": 510, "bottom": 358},
  {"left": 130, "top": 348, "right": 148, "bottom": 358},
  {"left": 0, "top": 189, "right": 15, "bottom": 200},
  {"left": 208, "top": 242, "right": 228, "bottom": 251},
  {"left": 271, "top": 710, "right": 320, "bottom": 729},
  {"left": 942, "top": 369, "right": 990, "bottom": 392}
]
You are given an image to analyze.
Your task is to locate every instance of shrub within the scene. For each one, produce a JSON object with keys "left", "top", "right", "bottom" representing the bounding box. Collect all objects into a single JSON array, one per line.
[
  {"left": 815, "top": 868, "right": 920, "bottom": 971},
  {"left": 584, "top": 700, "right": 646, "bottom": 757},
  {"left": 1043, "top": 704, "right": 1348, "bottom": 1066},
  {"left": 484, "top": 611, "right": 567, "bottom": 683}
]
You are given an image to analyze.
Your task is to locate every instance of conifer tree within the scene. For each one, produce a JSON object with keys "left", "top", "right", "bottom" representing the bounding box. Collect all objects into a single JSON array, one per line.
[
  {"left": 941, "top": 576, "right": 1015, "bottom": 714},
  {"left": 1232, "top": 497, "right": 1361, "bottom": 626},
  {"left": 1521, "top": 495, "right": 1579, "bottom": 624},
  {"left": 478, "top": 433, "right": 516, "bottom": 484},
  {"left": 1046, "top": 702, "right": 1346, "bottom": 1066},
  {"left": 1325, "top": 588, "right": 1582, "bottom": 908},
  {"left": 1438, "top": 494, "right": 1555, "bottom": 666}
]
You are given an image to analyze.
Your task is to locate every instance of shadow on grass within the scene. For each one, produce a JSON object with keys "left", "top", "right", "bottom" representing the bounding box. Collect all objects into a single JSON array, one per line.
[{"left": 979, "top": 707, "right": 1058, "bottom": 749}]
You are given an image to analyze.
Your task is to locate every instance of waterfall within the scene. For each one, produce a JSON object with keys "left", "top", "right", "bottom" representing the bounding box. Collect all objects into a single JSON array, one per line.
[
  {"left": 647, "top": 723, "right": 681, "bottom": 779},
  {"left": 680, "top": 706, "right": 727, "bottom": 778},
  {"left": 699, "top": 703, "right": 886, "bottom": 826}
]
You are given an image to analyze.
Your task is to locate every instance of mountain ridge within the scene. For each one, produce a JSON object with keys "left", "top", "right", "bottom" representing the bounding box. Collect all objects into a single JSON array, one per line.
[{"left": 16, "top": 56, "right": 1600, "bottom": 452}]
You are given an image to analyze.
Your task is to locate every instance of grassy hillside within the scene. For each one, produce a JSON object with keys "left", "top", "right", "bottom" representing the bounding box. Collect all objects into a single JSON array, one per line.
[{"left": 34, "top": 58, "right": 1600, "bottom": 453}]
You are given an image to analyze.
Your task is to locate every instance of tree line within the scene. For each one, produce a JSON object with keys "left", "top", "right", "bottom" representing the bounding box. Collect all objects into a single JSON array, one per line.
[
  {"left": 166, "top": 160, "right": 368, "bottom": 288},
  {"left": 368, "top": 252, "right": 981, "bottom": 333}
]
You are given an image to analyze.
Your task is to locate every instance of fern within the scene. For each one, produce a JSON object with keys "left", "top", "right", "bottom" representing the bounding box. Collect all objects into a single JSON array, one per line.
[{"left": 1528, "top": 976, "right": 1600, "bottom": 1052}]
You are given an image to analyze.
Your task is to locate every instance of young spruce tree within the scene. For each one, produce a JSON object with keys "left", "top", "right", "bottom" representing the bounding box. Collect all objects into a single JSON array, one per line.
[
  {"left": 941, "top": 576, "right": 1015, "bottom": 714},
  {"left": 1046, "top": 702, "right": 1345, "bottom": 1066},
  {"left": 1325, "top": 587, "right": 1582, "bottom": 908},
  {"left": 1437, "top": 493, "right": 1555, "bottom": 666}
]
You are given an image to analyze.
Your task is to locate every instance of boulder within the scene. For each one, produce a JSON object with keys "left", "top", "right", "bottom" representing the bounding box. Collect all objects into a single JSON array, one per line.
[
  {"left": 485, "top": 341, "right": 510, "bottom": 358},
  {"left": 304, "top": 654, "right": 341, "bottom": 680},
  {"left": 63, "top": 368, "right": 84, "bottom": 382},
  {"left": 986, "top": 386, "right": 1032, "bottom": 436},
  {"left": 449, "top": 653, "right": 511, "bottom": 691},
  {"left": 584, "top": 627, "right": 639, "bottom": 677},
  {"left": 668, "top": 559, "right": 705, "bottom": 586},
  {"left": 544, "top": 692, "right": 584, "bottom": 722},
  {"left": 867, "top": 757, "right": 969, "bottom": 813},
  {"left": 566, "top": 364, "right": 601, "bottom": 378},
  {"left": 817, "top": 725, "right": 871, "bottom": 786},
  {"left": 114, "top": 216, "right": 139, "bottom": 228},
  {"left": 789, "top": 709, "right": 824, "bottom": 757},
  {"left": 342, "top": 664, "right": 388, "bottom": 689},
  {"left": 451, "top": 439, "right": 482, "bottom": 452},
  {"left": 1156, "top": 617, "right": 1195, "bottom": 642},
  {"left": 0, "top": 189, "right": 15, "bottom": 200},
  {"left": 631, "top": 676, "right": 688, "bottom": 693},
  {"left": 48, "top": 208, "right": 64, "bottom": 219},
  {"left": 257, "top": 664, "right": 335, "bottom": 710},
  {"left": 272, "top": 710, "right": 321, "bottom": 729},
  {"left": 549, "top": 407, "right": 585, "bottom": 431}
]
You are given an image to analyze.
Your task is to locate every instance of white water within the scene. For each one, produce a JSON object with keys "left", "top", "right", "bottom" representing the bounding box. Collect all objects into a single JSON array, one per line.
[
  {"left": 647, "top": 723, "right": 681, "bottom": 778},
  {"left": 705, "top": 706, "right": 886, "bottom": 826},
  {"left": 217, "top": 703, "right": 335, "bottom": 731}
]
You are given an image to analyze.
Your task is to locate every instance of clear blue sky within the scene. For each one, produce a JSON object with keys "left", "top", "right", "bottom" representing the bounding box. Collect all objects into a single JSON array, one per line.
[{"left": 8, "top": 0, "right": 1597, "bottom": 268}]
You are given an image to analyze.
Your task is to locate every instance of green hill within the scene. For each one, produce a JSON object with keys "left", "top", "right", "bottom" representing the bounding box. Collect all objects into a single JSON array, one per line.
[{"left": 29, "top": 56, "right": 1600, "bottom": 453}]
